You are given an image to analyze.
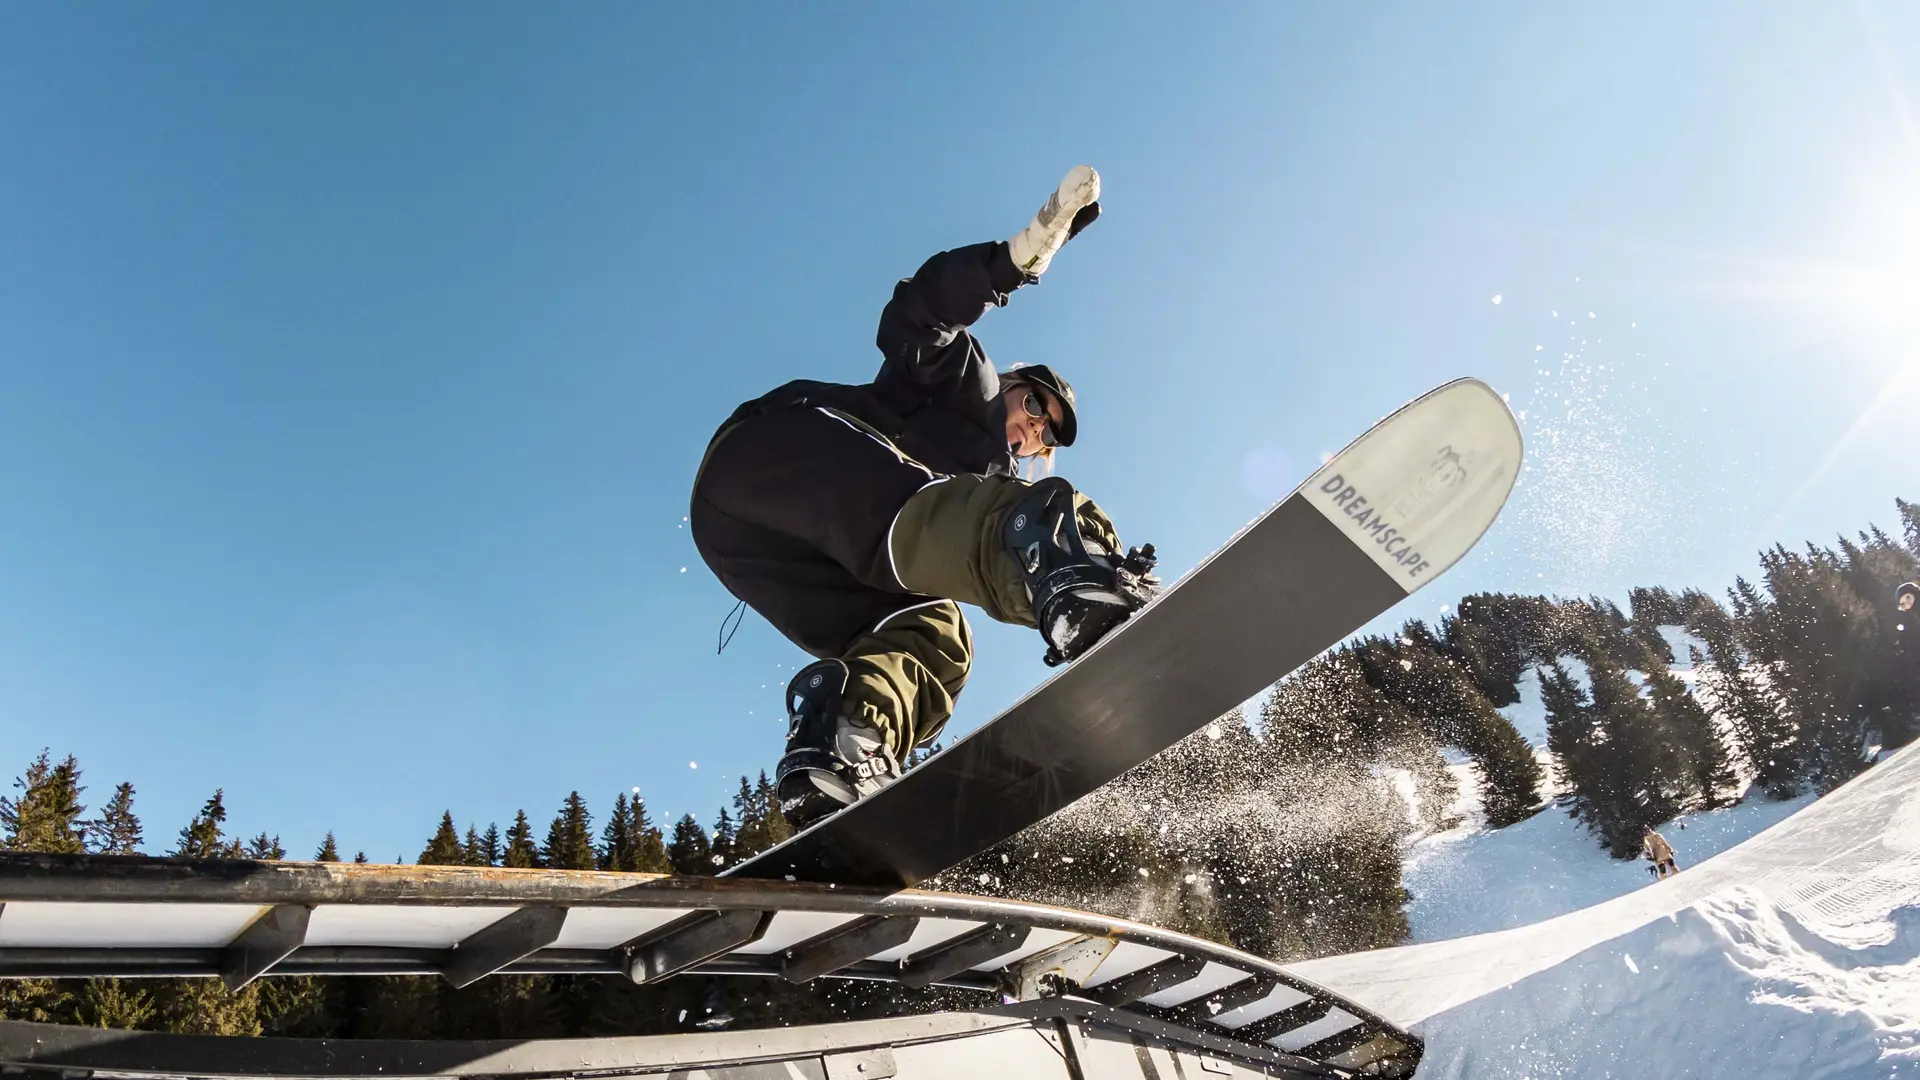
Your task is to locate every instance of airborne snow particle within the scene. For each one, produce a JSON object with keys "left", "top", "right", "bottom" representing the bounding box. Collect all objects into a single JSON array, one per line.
[
  {"left": 1062, "top": 856, "right": 1075, "bottom": 864},
  {"left": 1184, "top": 874, "right": 1197, "bottom": 884},
  {"left": 679, "top": 567, "right": 687, "bottom": 573},
  {"left": 689, "top": 761, "right": 698, "bottom": 769},
  {"left": 1491, "top": 294, "right": 1502, "bottom": 305},
  {"left": 1206, "top": 722, "right": 1224, "bottom": 741},
  {"left": 1623, "top": 953, "right": 1640, "bottom": 974},
  {"left": 1139, "top": 867, "right": 1150, "bottom": 878},
  {"left": 678, "top": 1010, "right": 687, "bottom": 1023},
  {"left": 632, "top": 786, "right": 641, "bottom": 794},
  {"left": 1535, "top": 344, "right": 1543, "bottom": 351}
]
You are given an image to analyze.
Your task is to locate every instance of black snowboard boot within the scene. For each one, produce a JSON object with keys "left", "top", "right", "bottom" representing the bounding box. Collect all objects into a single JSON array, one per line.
[
  {"left": 1003, "top": 477, "right": 1159, "bottom": 667},
  {"left": 774, "top": 659, "right": 902, "bottom": 830}
]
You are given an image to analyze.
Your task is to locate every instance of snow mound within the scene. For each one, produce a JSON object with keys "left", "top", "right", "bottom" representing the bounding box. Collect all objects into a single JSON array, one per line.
[
  {"left": 1411, "top": 890, "right": 1920, "bottom": 1078},
  {"left": 1291, "top": 740, "right": 1920, "bottom": 1078}
]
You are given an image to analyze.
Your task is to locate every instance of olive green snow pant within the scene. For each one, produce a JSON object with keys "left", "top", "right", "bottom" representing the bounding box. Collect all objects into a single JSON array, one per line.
[
  {"left": 833, "top": 475, "right": 1123, "bottom": 754},
  {"left": 690, "top": 406, "right": 1123, "bottom": 757}
]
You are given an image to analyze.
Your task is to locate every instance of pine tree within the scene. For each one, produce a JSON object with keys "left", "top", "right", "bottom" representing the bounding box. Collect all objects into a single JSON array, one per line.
[
  {"left": 543, "top": 793, "right": 595, "bottom": 871},
  {"left": 473, "top": 823, "right": 502, "bottom": 868},
  {"left": 1353, "top": 629, "right": 1541, "bottom": 826},
  {"left": 733, "top": 772, "right": 790, "bottom": 856},
  {"left": 155, "top": 979, "right": 261, "bottom": 1035},
  {"left": 460, "top": 826, "right": 487, "bottom": 867},
  {"left": 419, "top": 812, "right": 464, "bottom": 865},
  {"left": 632, "top": 795, "right": 671, "bottom": 873},
  {"left": 152, "top": 793, "right": 264, "bottom": 1033},
  {"left": 75, "top": 978, "right": 156, "bottom": 1029},
  {"left": 1836, "top": 528, "right": 1920, "bottom": 748},
  {"left": 172, "top": 791, "right": 237, "bottom": 858},
  {"left": 315, "top": 833, "right": 341, "bottom": 861},
  {"left": 1708, "top": 578, "right": 1804, "bottom": 796},
  {"left": 352, "top": 851, "right": 370, "bottom": 864},
  {"left": 729, "top": 777, "right": 768, "bottom": 857},
  {"left": 0, "top": 978, "right": 75, "bottom": 1025},
  {"left": 1748, "top": 545, "right": 1879, "bottom": 791},
  {"left": 84, "top": 781, "right": 143, "bottom": 855},
  {"left": 1638, "top": 642, "right": 1736, "bottom": 807},
  {"left": 599, "top": 793, "right": 641, "bottom": 871},
  {"left": 244, "top": 833, "right": 286, "bottom": 860},
  {"left": 1540, "top": 658, "right": 1597, "bottom": 810},
  {"left": 1541, "top": 628, "right": 1697, "bottom": 856},
  {"left": 666, "top": 815, "right": 711, "bottom": 875},
  {"left": 1, "top": 751, "right": 87, "bottom": 854},
  {"left": 710, "top": 809, "right": 737, "bottom": 871},
  {"left": 502, "top": 811, "right": 540, "bottom": 868},
  {"left": 1440, "top": 593, "right": 1554, "bottom": 705}
]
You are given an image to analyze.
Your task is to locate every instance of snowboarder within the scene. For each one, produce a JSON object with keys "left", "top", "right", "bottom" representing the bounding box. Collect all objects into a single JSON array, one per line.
[
  {"left": 690, "top": 167, "right": 1158, "bottom": 829},
  {"left": 1642, "top": 825, "right": 1680, "bottom": 879}
]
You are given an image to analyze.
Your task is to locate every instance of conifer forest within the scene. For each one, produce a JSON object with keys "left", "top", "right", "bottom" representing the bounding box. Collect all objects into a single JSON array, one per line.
[{"left": 4, "top": 499, "right": 1916, "bottom": 1038}]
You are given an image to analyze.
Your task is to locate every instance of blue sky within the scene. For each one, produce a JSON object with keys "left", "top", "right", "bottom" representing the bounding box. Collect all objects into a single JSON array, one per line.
[{"left": 2, "top": 5, "right": 1915, "bottom": 860}]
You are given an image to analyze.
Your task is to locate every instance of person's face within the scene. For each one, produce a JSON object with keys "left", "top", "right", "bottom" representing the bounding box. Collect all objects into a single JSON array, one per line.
[
  {"left": 1003, "top": 384, "right": 1064, "bottom": 458},
  {"left": 1900, "top": 593, "right": 1915, "bottom": 613}
]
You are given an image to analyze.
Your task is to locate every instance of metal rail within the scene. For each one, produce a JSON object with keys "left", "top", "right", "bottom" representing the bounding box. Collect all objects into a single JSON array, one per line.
[{"left": 0, "top": 853, "right": 1421, "bottom": 1077}]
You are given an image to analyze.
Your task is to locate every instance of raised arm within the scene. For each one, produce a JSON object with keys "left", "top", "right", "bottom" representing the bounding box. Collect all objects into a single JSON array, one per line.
[
  {"left": 874, "top": 242, "right": 1026, "bottom": 385},
  {"left": 874, "top": 165, "right": 1103, "bottom": 386}
]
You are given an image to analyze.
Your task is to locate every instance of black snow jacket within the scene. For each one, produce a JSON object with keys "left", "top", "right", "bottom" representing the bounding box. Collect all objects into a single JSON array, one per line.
[{"left": 716, "top": 241, "right": 1026, "bottom": 478}]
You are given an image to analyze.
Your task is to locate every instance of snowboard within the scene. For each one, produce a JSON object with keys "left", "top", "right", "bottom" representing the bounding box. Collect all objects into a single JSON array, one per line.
[{"left": 726, "top": 378, "right": 1523, "bottom": 888}]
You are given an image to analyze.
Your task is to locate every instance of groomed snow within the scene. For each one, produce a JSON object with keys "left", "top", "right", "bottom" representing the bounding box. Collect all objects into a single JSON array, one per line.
[
  {"left": 1403, "top": 776, "right": 1813, "bottom": 943},
  {"left": 1403, "top": 638, "right": 1816, "bottom": 943},
  {"left": 1291, "top": 740, "right": 1920, "bottom": 1078}
]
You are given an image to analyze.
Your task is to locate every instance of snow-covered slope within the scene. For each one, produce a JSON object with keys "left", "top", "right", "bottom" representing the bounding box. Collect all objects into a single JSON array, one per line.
[
  {"left": 1403, "top": 781, "right": 1813, "bottom": 943},
  {"left": 1290, "top": 740, "right": 1920, "bottom": 1078},
  {"left": 1402, "top": 631, "right": 1808, "bottom": 943}
]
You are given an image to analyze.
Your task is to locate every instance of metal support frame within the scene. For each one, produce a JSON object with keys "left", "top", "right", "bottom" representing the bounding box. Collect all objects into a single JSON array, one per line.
[
  {"left": 1086, "top": 956, "right": 1209, "bottom": 1007},
  {"left": 0, "top": 1001, "right": 1364, "bottom": 1080},
  {"left": 626, "top": 908, "right": 772, "bottom": 985},
  {"left": 218, "top": 904, "right": 311, "bottom": 991},
  {"left": 1296, "top": 1020, "right": 1383, "bottom": 1062},
  {"left": 898, "top": 923, "right": 1030, "bottom": 988},
  {"left": 1165, "top": 974, "right": 1281, "bottom": 1027},
  {"left": 441, "top": 906, "right": 567, "bottom": 989},
  {"left": 0, "top": 854, "right": 1421, "bottom": 1076},
  {"left": 1233, "top": 997, "right": 1335, "bottom": 1045},
  {"left": 781, "top": 914, "right": 920, "bottom": 984},
  {"left": 1003, "top": 999, "right": 1328, "bottom": 1079}
]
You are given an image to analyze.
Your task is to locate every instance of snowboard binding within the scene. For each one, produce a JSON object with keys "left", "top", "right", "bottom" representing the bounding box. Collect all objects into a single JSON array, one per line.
[
  {"left": 1003, "top": 477, "right": 1159, "bottom": 667},
  {"left": 774, "top": 659, "right": 902, "bottom": 830}
]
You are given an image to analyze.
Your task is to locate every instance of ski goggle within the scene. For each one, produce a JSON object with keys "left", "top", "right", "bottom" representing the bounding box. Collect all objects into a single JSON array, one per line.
[{"left": 1021, "top": 389, "right": 1061, "bottom": 449}]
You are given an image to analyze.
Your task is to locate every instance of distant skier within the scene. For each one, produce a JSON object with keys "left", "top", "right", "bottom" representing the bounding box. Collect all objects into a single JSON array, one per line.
[
  {"left": 1642, "top": 826, "right": 1680, "bottom": 879},
  {"left": 691, "top": 167, "right": 1158, "bottom": 829}
]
